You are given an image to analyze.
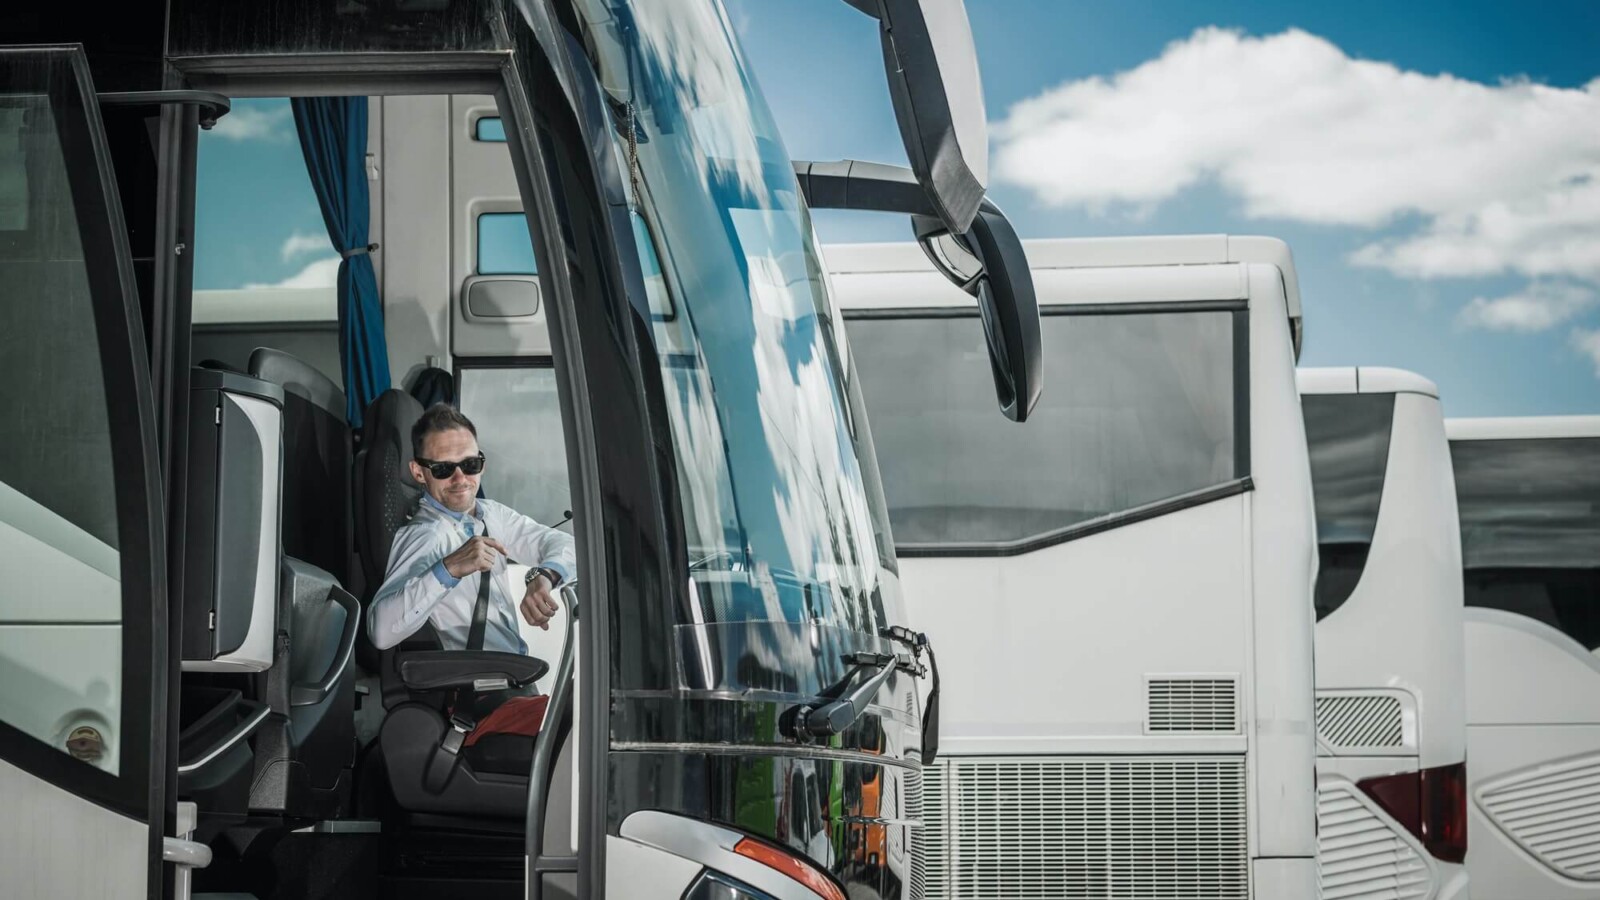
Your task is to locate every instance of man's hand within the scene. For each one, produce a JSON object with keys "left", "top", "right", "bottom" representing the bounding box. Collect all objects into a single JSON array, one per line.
[
  {"left": 520, "top": 574, "right": 561, "bottom": 630},
  {"left": 441, "top": 535, "right": 510, "bottom": 579}
]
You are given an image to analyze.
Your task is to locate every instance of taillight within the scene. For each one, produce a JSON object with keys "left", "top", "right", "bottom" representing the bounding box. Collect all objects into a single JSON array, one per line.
[{"left": 1357, "top": 761, "right": 1468, "bottom": 863}]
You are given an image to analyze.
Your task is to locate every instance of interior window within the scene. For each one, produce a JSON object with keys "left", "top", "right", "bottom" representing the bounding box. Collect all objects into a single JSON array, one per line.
[
  {"left": 477, "top": 212, "right": 538, "bottom": 275},
  {"left": 845, "top": 310, "right": 1240, "bottom": 548},
  {"left": 1453, "top": 436, "right": 1600, "bottom": 649},
  {"left": 191, "top": 97, "right": 340, "bottom": 384},
  {"left": 1303, "top": 393, "right": 1396, "bottom": 621},
  {"left": 457, "top": 365, "right": 572, "bottom": 528},
  {"left": 0, "top": 65, "right": 126, "bottom": 773},
  {"left": 473, "top": 116, "right": 506, "bottom": 142}
]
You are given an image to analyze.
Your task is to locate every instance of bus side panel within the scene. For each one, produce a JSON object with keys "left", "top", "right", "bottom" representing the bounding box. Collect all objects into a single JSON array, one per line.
[{"left": 1246, "top": 265, "right": 1319, "bottom": 859}]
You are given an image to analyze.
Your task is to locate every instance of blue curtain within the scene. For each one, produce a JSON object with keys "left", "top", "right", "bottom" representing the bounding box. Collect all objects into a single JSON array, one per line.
[{"left": 292, "top": 97, "right": 391, "bottom": 429}]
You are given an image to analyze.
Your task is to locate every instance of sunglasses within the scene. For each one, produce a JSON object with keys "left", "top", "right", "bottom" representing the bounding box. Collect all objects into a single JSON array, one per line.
[{"left": 415, "top": 452, "right": 486, "bottom": 479}]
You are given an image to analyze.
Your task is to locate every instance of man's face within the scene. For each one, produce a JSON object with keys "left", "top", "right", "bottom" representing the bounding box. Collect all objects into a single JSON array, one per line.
[{"left": 411, "top": 427, "right": 483, "bottom": 514}]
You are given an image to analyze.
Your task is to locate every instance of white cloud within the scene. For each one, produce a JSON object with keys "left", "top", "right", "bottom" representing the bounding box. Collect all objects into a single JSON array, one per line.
[
  {"left": 280, "top": 231, "right": 329, "bottom": 262},
  {"left": 1459, "top": 282, "right": 1599, "bottom": 332},
  {"left": 210, "top": 104, "right": 294, "bottom": 142},
  {"left": 1572, "top": 328, "right": 1600, "bottom": 376},
  {"left": 244, "top": 257, "right": 340, "bottom": 290},
  {"left": 992, "top": 27, "right": 1600, "bottom": 284}
]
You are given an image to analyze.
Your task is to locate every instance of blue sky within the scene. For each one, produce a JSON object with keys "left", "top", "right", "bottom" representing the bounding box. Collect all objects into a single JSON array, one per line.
[
  {"left": 195, "top": 0, "right": 1600, "bottom": 417},
  {"left": 729, "top": 0, "right": 1600, "bottom": 417}
]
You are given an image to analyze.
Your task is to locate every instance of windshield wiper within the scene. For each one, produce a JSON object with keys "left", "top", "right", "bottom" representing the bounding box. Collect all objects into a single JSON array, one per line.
[{"left": 789, "top": 650, "right": 924, "bottom": 740}]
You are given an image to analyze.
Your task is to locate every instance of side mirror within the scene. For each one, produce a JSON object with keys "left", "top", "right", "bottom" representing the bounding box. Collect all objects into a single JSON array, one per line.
[
  {"left": 911, "top": 201, "right": 1040, "bottom": 422},
  {"left": 842, "top": 0, "right": 988, "bottom": 233},
  {"left": 795, "top": 160, "right": 1042, "bottom": 421}
]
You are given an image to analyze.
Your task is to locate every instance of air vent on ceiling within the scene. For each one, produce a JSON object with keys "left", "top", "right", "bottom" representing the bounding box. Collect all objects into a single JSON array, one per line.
[{"left": 1146, "top": 676, "right": 1240, "bottom": 733}]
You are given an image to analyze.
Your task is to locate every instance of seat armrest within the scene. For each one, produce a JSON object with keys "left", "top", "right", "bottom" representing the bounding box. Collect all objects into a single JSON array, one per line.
[{"left": 396, "top": 650, "right": 549, "bottom": 693}]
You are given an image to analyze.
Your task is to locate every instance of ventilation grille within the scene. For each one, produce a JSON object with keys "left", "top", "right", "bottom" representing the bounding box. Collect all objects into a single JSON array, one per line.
[
  {"left": 1316, "top": 694, "right": 1405, "bottom": 749},
  {"left": 906, "top": 767, "right": 930, "bottom": 900},
  {"left": 1478, "top": 752, "right": 1600, "bottom": 881},
  {"left": 920, "top": 756, "right": 1247, "bottom": 899},
  {"left": 1317, "top": 781, "right": 1431, "bottom": 899},
  {"left": 1146, "top": 677, "right": 1239, "bottom": 733}
]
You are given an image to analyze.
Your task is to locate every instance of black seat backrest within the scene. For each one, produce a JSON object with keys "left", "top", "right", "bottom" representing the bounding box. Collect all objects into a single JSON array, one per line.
[
  {"left": 248, "top": 348, "right": 356, "bottom": 593},
  {"left": 356, "top": 388, "right": 425, "bottom": 593}
]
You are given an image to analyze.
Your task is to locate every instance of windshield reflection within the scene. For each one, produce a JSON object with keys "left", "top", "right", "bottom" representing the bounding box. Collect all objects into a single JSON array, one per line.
[{"left": 569, "top": 0, "right": 895, "bottom": 633}]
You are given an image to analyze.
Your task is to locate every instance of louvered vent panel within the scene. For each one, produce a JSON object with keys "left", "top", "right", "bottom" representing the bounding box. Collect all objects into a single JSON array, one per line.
[
  {"left": 906, "top": 767, "right": 929, "bottom": 900},
  {"left": 1478, "top": 752, "right": 1600, "bottom": 881},
  {"left": 1316, "top": 781, "right": 1431, "bottom": 900},
  {"left": 1147, "top": 678, "right": 1239, "bottom": 733},
  {"left": 921, "top": 763, "right": 951, "bottom": 898},
  {"left": 1316, "top": 695, "right": 1405, "bottom": 749},
  {"left": 920, "top": 756, "right": 1247, "bottom": 899}
]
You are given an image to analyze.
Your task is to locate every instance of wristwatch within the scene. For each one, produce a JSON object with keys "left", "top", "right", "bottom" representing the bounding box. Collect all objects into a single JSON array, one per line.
[{"left": 525, "top": 566, "right": 561, "bottom": 589}]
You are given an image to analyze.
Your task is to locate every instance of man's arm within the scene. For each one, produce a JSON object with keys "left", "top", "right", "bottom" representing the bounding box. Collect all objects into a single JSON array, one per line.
[{"left": 366, "top": 527, "right": 454, "bottom": 650}]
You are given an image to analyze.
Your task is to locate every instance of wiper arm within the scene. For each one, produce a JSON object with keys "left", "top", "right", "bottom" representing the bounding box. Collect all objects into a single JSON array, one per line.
[{"left": 790, "top": 650, "right": 923, "bottom": 740}]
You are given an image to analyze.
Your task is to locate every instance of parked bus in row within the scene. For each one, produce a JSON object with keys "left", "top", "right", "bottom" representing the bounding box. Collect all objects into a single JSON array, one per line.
[
  {"left": 1449, "top": 416, "right": 1600, "bottom": 900},
  {"left": 833, "top": 235, "right": 1319, "bottom": 899},
  {"left": 1300, "top": 367, "right": 1470, "bottom": 900}
]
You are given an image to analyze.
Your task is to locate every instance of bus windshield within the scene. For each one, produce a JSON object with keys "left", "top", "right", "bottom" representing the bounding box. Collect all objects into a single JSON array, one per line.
[{"left": 569, "top": 0, "right": 897, "bottom": 645}]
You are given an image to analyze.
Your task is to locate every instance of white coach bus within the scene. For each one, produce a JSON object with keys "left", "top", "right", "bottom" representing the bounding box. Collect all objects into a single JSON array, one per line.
[
  {"left": 1449, "top": 416, "right": 1600, "bottom": 900},
  {"left": 833, "top": 235, "right": 1319, "bottom": 899},
  {"left": 1300, "top": 367, "right": 1470, "bottom": 900}
]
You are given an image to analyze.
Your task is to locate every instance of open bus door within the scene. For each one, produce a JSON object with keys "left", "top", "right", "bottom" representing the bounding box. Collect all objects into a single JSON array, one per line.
[{"left": 0, "top": 45, "right": 176, "bottom": 898}]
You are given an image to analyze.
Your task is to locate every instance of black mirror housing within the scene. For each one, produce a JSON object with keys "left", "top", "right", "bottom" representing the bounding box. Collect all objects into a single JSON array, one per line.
[{"left": 913, "top": 201, "right": 1041, "bottom": 422}]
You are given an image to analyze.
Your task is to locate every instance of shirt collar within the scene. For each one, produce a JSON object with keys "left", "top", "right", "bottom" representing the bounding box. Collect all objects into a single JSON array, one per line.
[{"left": 420, "top": 492, "right": 479, "bottom": 522}]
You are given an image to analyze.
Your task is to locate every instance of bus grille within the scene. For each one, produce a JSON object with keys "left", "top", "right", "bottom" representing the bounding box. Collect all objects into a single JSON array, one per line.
[
  {"left": 1316, "top": 780, "right": 1431, "bottom": 899},
  {"left": 907, "top": 767, "right": 930, "bottom": 900},
  {"left": 920, "top": 756, "right": 1248, "bottom": 899},
  {"left": 1146, "top": 677, "right": 1240, "bottom": 733},
  {"left": 1478, "top": 751, "right": 1600, "bottom": 880},
  {"left": 1315, "top": 694, "right": 1405, "bottom": 750}
]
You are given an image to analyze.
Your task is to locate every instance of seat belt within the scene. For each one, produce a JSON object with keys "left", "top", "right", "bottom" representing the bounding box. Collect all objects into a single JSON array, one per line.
[{"left": 425, "top": 520, "right": 493, "bottom": 793}]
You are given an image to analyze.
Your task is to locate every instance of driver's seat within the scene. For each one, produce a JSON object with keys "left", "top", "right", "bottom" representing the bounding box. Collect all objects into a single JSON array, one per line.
[{"left": 355, "top": 388, "right": 548, "bottom": 817}]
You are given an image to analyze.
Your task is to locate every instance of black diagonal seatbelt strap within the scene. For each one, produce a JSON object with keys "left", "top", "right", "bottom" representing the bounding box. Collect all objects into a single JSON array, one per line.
[{"left": 466, "top": 519, "right": 491, "bottom": 652}]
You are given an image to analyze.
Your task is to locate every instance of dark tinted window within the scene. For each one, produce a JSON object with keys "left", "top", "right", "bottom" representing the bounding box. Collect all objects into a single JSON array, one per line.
[
  {"left": 1303, "top": 394, "right": 1396, "bottom": 621},
  {"left": 846, "top": 310, "right": 1240, "bottom": 548},
  {"left": 1452, "top": 437, "right": 1600, "bottom": 649}
]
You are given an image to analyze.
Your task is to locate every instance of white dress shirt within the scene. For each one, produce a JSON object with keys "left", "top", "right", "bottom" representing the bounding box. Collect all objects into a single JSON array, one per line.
[{"left": 367, "top": 494, "right": 575, "bottom": 653}]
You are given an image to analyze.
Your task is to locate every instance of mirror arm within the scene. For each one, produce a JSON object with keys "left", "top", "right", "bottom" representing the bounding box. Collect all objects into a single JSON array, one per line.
[{"left": 793, "top": 160, "right": 937, "bottom": 217}]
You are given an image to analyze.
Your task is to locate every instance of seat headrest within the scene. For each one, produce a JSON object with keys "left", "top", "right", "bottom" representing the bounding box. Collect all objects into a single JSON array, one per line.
[
  {"left": 249, "top": 347, "right": 344, "bottom": 422},
  {"left": 357, "top": 389, "right": 425, "bottom": 587}
]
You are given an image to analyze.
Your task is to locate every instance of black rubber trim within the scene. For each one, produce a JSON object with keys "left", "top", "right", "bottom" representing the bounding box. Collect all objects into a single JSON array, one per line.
[
  {"left": 842, "top": 299, "right": 1250, "bottom": 320},
  {"left": 896, "top": 477, "right": 1255, "bottom": 558}
]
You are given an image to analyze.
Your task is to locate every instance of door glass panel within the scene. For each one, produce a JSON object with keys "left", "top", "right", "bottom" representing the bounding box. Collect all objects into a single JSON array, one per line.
[{"left": 0, "top": 49, "right": 135, "bottom": 779}]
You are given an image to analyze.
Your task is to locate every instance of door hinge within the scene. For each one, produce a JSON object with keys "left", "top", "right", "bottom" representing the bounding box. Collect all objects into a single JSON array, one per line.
[
  {"left": 208, "top": 610, "right": 216, "bottom": 631},
  {"left": 214, "top": 404, "right": 222, "bottom": 426}
]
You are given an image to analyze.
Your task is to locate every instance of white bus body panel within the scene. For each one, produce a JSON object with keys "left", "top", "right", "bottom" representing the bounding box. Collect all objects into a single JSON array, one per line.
[{"left": 1301, "top": 369, "right": 1470, "bottom": 899}]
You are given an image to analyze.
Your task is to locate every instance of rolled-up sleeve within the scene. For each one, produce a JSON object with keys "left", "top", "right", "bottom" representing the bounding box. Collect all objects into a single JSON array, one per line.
[{"left": 367, "top": 527, "right": 453, "bottom": 650}]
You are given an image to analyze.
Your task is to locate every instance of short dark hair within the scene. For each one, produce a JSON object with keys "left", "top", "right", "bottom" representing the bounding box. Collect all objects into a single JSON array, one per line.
[{"left": 411, "top": 403, "right": 478, "bottom": 458}]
